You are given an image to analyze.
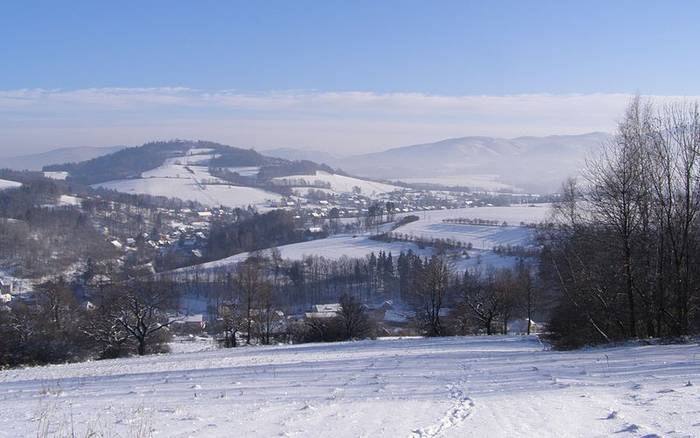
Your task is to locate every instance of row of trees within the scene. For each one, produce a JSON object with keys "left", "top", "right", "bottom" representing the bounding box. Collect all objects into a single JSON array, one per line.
[
  {"left": 543, "top": 98, "right": 700, "bottom": 347},
  {"left": 173, "top": 249, "right": 541, "bottom": 344},
  {"left": 0, "top": 279, "right": 177, "bottom": 366},
  {"left": 208, "top": 257, "right": 374, "bottom": 347}
]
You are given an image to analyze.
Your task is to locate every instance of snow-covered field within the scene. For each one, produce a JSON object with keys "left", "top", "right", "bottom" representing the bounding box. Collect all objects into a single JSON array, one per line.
[
  {"left": 96, "top": 178, "right": 281, "bottom": 209},
  {"left": 396, "top": 222, "right": 532, "bottom": 251},
  {"left": 393, "top": 204, "right": 549, "bottom": 250},
  {"left": 0, "top": 178, "right": 21, "bottom": 191},
  {"left": 180, "top": 233, "right": 519, "bottom": 274},
  {"left": 398, "top": 174, "right": 516, "bottom": 191},
  {"left": 43, "top": 171, "right": 69, "bottom": 180},
  {"left": 397, "top": 204, "right": 550, "bottom": 226},
  {"left": 181, "top": 234, "right": 435, "bottom": 271},
  {"left": 177, "top": 204, "right": 549, "bottom": 274},
  {"left": 273, "top": 171, "right": 401, "bottom": 196},
  {"left": 2, "top": 336, "right": 698, "bottom": 437},
  {"left": 226, "top": 166, "right": 260, "bottom": 177},
  {"left": 92, "top": 148, "right": 282, "bottom": 209}
]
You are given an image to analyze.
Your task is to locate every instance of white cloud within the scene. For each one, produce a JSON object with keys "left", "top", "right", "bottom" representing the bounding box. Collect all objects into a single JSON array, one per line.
[{"left": 0, "top": 88, "right": 696, "bottom": 156}]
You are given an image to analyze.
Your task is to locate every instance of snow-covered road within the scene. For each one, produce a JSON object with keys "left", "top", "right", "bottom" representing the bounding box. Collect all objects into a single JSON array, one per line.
[{"left": 1, "top": 336, "right": 698, "bottom": 437}]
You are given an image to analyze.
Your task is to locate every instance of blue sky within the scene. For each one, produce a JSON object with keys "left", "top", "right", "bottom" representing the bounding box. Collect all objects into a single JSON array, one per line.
[{"left": 1, "top": 1, "right": 699, "bottom": 155}]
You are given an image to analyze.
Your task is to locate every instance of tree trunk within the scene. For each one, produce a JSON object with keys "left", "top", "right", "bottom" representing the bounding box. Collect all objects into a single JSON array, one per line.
[{"left": 137, "top": 337, "right": 146, "bottom": 356}]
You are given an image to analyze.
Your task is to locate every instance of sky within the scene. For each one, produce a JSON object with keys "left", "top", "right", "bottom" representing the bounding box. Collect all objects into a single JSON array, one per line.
[{"left": 2, "top": 0, "right": 700, "bottom": 156}]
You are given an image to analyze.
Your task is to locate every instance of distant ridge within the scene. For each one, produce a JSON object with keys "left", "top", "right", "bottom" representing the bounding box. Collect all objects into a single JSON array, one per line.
[
  {"left": 1, "top": 145, "right": 126, "bottom": 171},
  {"left": 336, "top": 132, "right": 610, "bottom": 192}
]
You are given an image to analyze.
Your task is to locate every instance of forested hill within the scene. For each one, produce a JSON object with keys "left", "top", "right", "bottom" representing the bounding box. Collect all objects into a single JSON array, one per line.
[{"left": 42, "top": 140, "right": 336, "bottom": 185}]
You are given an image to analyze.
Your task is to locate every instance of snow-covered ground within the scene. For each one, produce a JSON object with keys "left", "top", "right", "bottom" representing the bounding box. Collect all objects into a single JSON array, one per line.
[
  {"left": 178, "top": 233, "right": 519, "bottom": 274},
  {"left": 57, "top": 195, "right": 81, "bottom": 206},
  {"left": 43, "top": 171, "right": 69, "bottom": 180},
  {"left": 1, "top": 336, "right": 698, "bottom": 437},
  {"left": 95, "top": 178, "right": 281, "bottom": 209},
  {"left": 395, "top": 222, "right": 533, "bottom": 251},
  {"left": 226, "top": 166, "right": 260, "bottom": 177},
  {"left": 92, "top": 148, "right": 282, "bottom": 209},
  {"left": 393, "top": 204, "right": 549, "bottom": 250},
  {"left": 177, "top": 204, "right": 549, "bottom": 274},
  {"left": 180, "top": 234, "right": 435, "bottom": 272},
  {"left": 397, "top": 204, "right": 550, "bottom": 226},
  {"left": 398, "top": 174, "right": 516, "bottom": 191},
  {"left": 0, "top": 178, "right": 21, "bottom": 191},
  {"left": 273, "top": 171, "right": 401, "bottom": 196}
]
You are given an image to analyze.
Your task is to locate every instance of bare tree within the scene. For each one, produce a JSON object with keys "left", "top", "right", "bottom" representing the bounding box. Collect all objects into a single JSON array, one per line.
[
  {"left": 236, "top": 256, "right": 272, "bottom": 345},
  {"left": 219, "top": 300, "right": 244, "bottom": 348},
  {"left": 544, "top": 97, "right": 700, "bottom": 346},
  {"left": 338, "top": 293, "right": 370, "bottom": 340},
  {"left": 106, "top": 280, "right": 178, "bottom": 355},
  {"left": 254, "top": 282, "right": 281, "bottom": 345},
  {"left": 516, "top": 258, "right": 537, "bottom": 335},
  {"left": 585, "top": 96, "right": 650, "bottom": 337},
  {"left": 413, "top": 256, "right": 450, "bottom": 336},
  {"left": 82, "top": 284, "right": 132, "bottom": 357},
  {"left": 459, "top": 267, "right": 503, "bottom": 335}
]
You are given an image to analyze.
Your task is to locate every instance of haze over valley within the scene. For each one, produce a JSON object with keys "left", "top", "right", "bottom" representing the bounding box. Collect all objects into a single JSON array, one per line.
[{"left": 2, "top": 2, "right": 700, "bottom": 437}]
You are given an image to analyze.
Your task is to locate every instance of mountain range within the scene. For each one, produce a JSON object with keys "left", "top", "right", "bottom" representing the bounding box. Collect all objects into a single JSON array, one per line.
[
  {"left": 266, "top": 133, "right": 610, "bottom": 192},
  {"left": 2, "top": 133, "right": 610, "bottom": 192}
]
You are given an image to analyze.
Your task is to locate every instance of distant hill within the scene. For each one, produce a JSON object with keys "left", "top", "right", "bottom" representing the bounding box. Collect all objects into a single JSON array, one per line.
[
  {"left": 337, "top": 132, "right": 610, "bottom": 192},
  {"left": 46, "top": 139, "right": 393, "bottom": 208},
  {"left": 44, "top": 140, "right": 283, "bottom": 185},
  {"left": 45, "top": 140, "right": 340, "bottom": 186},
  {"left": 1, "top": 146, "right": 125, "bottom": 171}
]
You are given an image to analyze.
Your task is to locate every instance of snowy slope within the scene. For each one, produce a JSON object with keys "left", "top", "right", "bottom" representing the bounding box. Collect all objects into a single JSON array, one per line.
[
  {"left": 394, "top": 204, "right": 548, "bottom": 250},
  {"left": 0, "top": 179, "right": 21, "bottom": 191},
  {"left": 398, "top": 204, "right": 550, "bottom": 225},
  {"left": 272, "top": 171, "right": 400, "bottom": 196},
  {"left": 1, "top": 336, "right": 698, "bottom": 437},
  {"left": 93, "top": 148, "right": 281, "bottom": 209},
  {"left": 178, "top": 233, "right": 519, "bottom": 275},
  {"left": 176, "top": 204, "right": 550, "bottom": 274},
  {"left": 180, "top": 234, "right": 435, "bottom": 272},
  {"left": 95, "top": 178, "right": 280, "bottom": 209},
  {"left": 43, "top": 171, "right": 69, "bottom": 180}
]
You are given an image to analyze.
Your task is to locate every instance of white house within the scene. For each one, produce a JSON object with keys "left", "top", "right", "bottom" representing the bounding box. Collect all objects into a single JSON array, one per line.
[{"left": 305, "top": 303, "right": 342, "bottom": 319}]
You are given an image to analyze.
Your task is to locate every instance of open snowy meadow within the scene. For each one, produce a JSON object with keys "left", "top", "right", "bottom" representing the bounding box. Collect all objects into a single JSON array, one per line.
[
  {"left": 1, "top": 336, "right": 698, "bottom": 437},
  {"left": 0, "top": 179, "right": 22, "bottom": 191}
]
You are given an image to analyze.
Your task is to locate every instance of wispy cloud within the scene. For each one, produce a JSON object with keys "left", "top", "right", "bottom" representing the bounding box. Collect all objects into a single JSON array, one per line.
[{"left": 0, "top": 88, "right": 695, "bottom": 156}]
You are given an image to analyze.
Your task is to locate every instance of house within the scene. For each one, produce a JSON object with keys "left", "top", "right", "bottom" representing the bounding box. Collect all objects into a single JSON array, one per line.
[
  {"left": 304, "top": 303, "right": 341, "bottom": 319},
  {"left": 0, "top": 278, "right": 12, "bottom": 295},
  {"left": 312, "top": 303, "right": 341, "bottom": 313},
  {"left": 170, "top": 314, "right": 207, "bottom": 334}
]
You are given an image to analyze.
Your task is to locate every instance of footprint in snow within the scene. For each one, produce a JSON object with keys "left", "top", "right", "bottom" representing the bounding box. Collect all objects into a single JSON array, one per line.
[{"left": 615, "top": 423, "right": 640, "bottom": 434}]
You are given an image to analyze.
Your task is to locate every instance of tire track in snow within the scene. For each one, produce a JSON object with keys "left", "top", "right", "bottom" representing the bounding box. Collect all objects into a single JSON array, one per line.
[{"left": 409, "top": 381, "right": 474, "bottom": 438}]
